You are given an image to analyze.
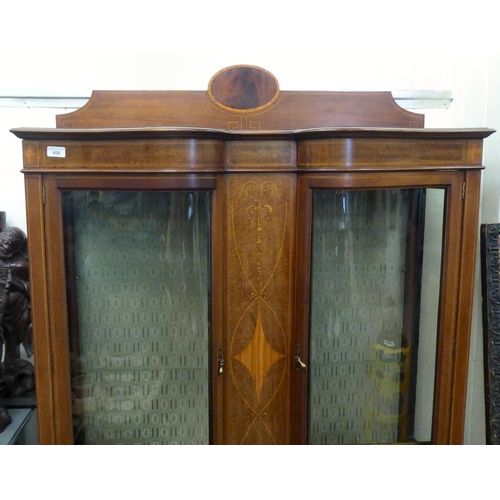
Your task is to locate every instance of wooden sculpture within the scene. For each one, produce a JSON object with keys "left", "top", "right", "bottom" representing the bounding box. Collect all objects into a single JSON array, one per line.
[{"left": 0, "top": 212, "right": 34, "bottom": 432}]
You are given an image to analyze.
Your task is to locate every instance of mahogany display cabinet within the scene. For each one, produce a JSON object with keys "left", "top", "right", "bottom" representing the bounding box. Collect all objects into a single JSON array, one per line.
[{"left": 11, "top": 65, "right": 495, "bottom": 444}]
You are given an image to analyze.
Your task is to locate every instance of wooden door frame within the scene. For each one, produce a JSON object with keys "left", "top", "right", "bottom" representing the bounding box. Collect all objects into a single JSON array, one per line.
[
  {"left": 292, "top": 171, "right": 469, "bottom": 445},
  {"left": 38, "top": 173, "right": 223, "bottom": 444}
]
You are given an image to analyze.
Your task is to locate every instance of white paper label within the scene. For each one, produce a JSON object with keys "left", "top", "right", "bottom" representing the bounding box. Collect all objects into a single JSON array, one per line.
[{"left": 47, "top": 146, "right": 66, "bottom": 158}]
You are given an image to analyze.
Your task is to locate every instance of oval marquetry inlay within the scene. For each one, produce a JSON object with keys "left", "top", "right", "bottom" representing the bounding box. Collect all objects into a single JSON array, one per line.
[
  {"left": 208, "top": 65, "right": 279, "bottom": 112},
  {"left": 25, "top": 143, "right": 38, "bottom": 166}
]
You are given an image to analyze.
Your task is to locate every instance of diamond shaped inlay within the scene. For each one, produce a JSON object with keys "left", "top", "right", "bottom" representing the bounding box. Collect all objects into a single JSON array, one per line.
[{"left": 235, "top": 306, "right": 283, "bottom": 401}]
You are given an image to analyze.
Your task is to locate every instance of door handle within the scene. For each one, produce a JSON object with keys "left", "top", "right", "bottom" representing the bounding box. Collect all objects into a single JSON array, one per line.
[
  {"left": 295, "top": 356, "right": 307, "bottom": 371},
  {"left": 295, "top": 344, "right": 307, "bottom": 371},
  {"left": 218, "top": 348, "right": 224, "bottom": 375}
]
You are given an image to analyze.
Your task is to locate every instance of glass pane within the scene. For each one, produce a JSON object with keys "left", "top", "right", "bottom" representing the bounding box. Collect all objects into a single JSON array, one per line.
[
  {"left": 62, "top": 191, "right": 211, "bottom": 444},
  {"left": 308, "top": 188, "right": 444, "bottom": 444}
]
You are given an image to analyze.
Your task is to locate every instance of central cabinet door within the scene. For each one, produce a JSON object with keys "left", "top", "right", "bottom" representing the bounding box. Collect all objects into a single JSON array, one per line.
[{"left": 222, "top": 175, "right": 296, "bottom": 444}]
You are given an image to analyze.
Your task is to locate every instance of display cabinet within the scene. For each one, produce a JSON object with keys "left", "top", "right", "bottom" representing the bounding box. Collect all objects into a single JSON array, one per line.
[{"left": 11, "top": 65, "right": 494, "bottom": 444}]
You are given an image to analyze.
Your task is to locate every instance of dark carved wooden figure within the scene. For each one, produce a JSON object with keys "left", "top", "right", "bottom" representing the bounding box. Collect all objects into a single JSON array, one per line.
[
  {"left": 0, "top": 212, "right": 34, "bottom": 433},
  {"left": 481, "top": 223, "right": 500, "bottom": 444}
]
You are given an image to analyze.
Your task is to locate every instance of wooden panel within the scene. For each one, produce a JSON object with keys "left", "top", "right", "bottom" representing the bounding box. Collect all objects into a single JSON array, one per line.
[
  {"left": 226, "top": 141, "right": 296, "bottom": 170},
  {"left": 42, "top": 175, "right": 74, "bottom": 444},
  {"left": 53, "top": 176, "right": 217, "bottom": 191},
  {"left": 54, "top": 65, "right": 424, "bottom": 130},
  {"left": 298, "top": 138, "right": 485, "bottom": 170},
  {"left": 223, "top": 174, "right": 295, "bottom": 444},
  {"left": 21, "top": 140, "right": 225, "bottom": 172},
  {"left": 211, "top": 176, "right": 225, "bottom": 444},
  {"left": 449, "top": 170, "right": 482, "bottom": 443},
  {"left": 12, "top": 128, "right": 495, "bottom": 177},
  {"left": 428, "top": 174, "right": 465, "bottom": 444},
  {"left": 55, "top": 90, "right": 424, "bottom": 131},
  {"left": 24, "top": 174, "right": 56, "bottom": 444}
]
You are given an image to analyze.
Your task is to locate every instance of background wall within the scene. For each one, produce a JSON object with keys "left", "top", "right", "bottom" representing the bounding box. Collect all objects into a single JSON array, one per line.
[{"left": 1, "top": 53, "right": 499, "bottom": 445}]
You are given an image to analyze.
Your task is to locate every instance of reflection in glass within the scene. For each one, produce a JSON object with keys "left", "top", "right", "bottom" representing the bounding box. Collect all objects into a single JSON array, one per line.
[
  {"left": 308, "top": 189, "right": 443, "bottom": 444},
  {"left": 62, "top": 191, "right": 211, "bottom": 444}
]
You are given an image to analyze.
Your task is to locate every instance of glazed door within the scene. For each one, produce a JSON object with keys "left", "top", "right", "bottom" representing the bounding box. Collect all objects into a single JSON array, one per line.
[
  {"left": 42, "top": 176, "right": 223, "bottom": 444},
  {"left": 293, "top": 172, "right": 466, "bottom": 445}
]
